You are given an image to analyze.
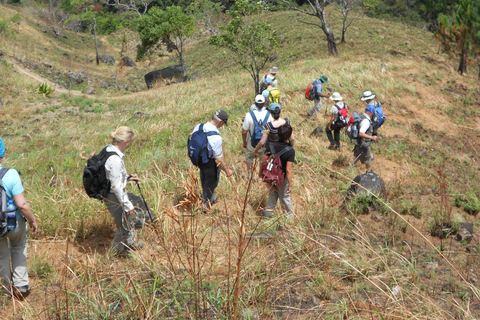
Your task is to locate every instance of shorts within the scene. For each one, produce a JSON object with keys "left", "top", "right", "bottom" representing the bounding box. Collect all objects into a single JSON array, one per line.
[
  {"left": 245, "top": 148, "right": 264, "bottom": 164},
  {"left": 353, "top": 145, "right": 374, "bottom": 165}
]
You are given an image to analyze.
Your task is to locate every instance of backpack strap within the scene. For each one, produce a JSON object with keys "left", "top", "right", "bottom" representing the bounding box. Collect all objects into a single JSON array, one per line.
[
  {"left": 0, "top": 168, "right": 9, "bottom": 212},
  {"left": 269, "top": 143, "right": 293, "bottom": 158},
  {"left": 199, "top": 123, "right": 219, "bottom": 137}
]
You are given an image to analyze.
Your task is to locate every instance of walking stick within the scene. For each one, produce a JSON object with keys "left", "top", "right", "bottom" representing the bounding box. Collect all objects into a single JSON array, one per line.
[{"left": 136, "top": 182, "right": 156, "bottom": 223}]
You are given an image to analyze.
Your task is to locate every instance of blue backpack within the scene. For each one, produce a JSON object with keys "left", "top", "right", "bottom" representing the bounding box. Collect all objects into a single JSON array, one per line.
[
  {"left": 188, "top": 123, "right": 219, "bottom": 166},
  {"left": 249, "top": 110, "right": 270, "bottom": 147},
  {"left": 369, "top": 101, "right": 386, "bottom": 129}
]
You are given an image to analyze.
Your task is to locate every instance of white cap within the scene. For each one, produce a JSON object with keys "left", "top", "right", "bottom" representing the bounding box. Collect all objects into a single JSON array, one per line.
[{"left": 255, "top": 95, "right": 265, "bottom": 104}]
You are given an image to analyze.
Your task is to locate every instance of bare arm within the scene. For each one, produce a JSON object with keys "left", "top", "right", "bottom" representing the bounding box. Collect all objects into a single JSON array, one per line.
[
  {"left": 285, "top": 161, "right": 294, "bottom": 194},
  {"left": 359, "top": 132, "right": 378, "bottom": 141},
  {"left": 317, "top": 92, "right": 330, "bottom": 99},
  {"left": 242, "top": 130, "right": 248, "bottom": 148},
  {"left": 254, "top": 131, "right": 269, "bottom": 153},
  {"left": 215, "top": 157, "right": 233, "bottom": 177},
  {"left": 13, "top": 193, "right": 38, "bottom": 234}
]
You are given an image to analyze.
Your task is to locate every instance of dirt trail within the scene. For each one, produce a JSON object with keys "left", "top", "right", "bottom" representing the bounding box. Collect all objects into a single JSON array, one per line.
[{"left": 8, "top": 56, "right": 169, "bottom": 101}]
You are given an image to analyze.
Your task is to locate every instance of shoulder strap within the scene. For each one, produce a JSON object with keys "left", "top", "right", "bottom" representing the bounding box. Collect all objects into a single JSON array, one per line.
[
  {"left": 0, "top": 168, "right": 9, "bottom": 181},
  {"left": 201, "top": 123, "right": 219, "bottom": 137},
  {"left": 249, "top": 111, "right": 258, "bottom": 126},
  {"left": 269, "top": 143, "right": 292, "bottom": 157},
  {"left": 275, "top": 146, "right": 293, "bottom": 158},
  {"left": 0, "top": 168, "right": 9, "bottom": 212}
]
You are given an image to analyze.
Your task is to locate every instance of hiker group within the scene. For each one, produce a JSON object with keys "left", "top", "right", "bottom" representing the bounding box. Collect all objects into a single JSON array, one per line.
[
  {"left": 188, "top": 68, "right": 386, "bottom": 221},
  {"left": 0, "top": 66, "right": 387, "bottom": 299}
]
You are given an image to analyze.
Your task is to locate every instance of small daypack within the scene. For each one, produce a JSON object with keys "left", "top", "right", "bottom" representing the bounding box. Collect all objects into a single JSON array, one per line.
[
  {"left": 268, "top": 88, "right": 280, "bottom": 104},
  {"left": 305, "top": 82, "right": 317, "bottom": 100},
  {"left": 261, "top": 144, "right": 293, "bottom": 187},
  {"left": 369, "top": 101, "right": 386, "bottom": 130},
  {"left": 259, "top": 75, "right": 275, "bottom": 93},
  {"left": 249, "top": 110, "right": 270, "bottom": 148},
  {"left": 0, "top": 168, "right": 11, "bottom": 238},
  {"left": 188, "top": 123, "right": 219, "bottom": 166},
  {"left": 347, "top": 112, "right": 370, "bottom": 140},
  {"left": 83, "top": 147, "right": 117, "bottom": 201},
  {"left": 333, "top": 104, "right": 349, "bottom": 128}
]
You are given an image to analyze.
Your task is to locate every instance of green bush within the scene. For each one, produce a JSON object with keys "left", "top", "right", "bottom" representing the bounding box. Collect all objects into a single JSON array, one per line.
[{"left": 453, "top": 192, "right": 480, "bottom": 215}]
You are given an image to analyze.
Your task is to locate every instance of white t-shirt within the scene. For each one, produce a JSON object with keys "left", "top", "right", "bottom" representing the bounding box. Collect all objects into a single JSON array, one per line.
[
  {"left": 359, "top": 113, "right": 372, "bottom": 134},
  {"left": 242, "top": 108, "right": 273, "bottom": 150},
  {"left": 192, "top": 122, "right": 223, "bottom": 159},
  {"left": 329, "top": 102, "right": 346, "bottom": 120}
]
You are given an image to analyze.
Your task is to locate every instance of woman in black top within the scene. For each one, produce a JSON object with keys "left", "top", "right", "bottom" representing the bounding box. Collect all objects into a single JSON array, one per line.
[{"left": 260, "top": 123, "right": 295, "bottom": 219}]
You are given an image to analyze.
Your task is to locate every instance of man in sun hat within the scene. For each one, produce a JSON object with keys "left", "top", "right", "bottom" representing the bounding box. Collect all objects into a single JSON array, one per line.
[
  {"left": 0, "top": 137, "right": 38, "bottom": 300},
  {"left": 326, "top": 92, "right": 348, "bottom": 150},
  {"left": 258, "top": 66, "right": 278, "bottom": 93},
  {"left": 243, "top": 95, "right": 273, "bottom": 177},
  {"left": 307, "top": 75, "right": 331, "bottom": 120},
  {"left": 361, "top": 90, "right": 384, "bottom": 134},
  {"left": 352, "top": 105, "right": 378, "bottom": 170},
  {"left": 191, "top": 110, "right": 233, "bottom": 211}
]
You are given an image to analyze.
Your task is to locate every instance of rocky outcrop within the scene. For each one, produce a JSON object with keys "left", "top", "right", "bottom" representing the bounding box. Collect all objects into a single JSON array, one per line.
[
  {"left": 99, "top": 55, "right": 115, "bottom": 65},
  {"left": 144, "top": 64, "right": 186, "bottom": 89},
  {"left": 121, "top": 56, "right": 136, "bottom": 67}
]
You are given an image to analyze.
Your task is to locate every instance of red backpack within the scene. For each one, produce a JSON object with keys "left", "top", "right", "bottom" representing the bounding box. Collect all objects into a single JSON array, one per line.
[
  {"left": 261, "top": 145, "right": 293, "bottom": 187},
  {"left": 305, "top": 83, "right": 317, "bottom": 100}
]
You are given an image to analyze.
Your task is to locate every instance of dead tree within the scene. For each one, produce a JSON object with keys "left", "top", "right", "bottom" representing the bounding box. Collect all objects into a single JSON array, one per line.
[
  {"left": 43, "top": 0, "right": 69, "bottom": 38},
  {"left": 108, "top": 0, "right": 151, "bottom": 18},
  {"left": 276, "top": 0, "right": 338, "bottom": 55},
  {"left": 333, "top": 0, "right": 363, "bottom": 43}
]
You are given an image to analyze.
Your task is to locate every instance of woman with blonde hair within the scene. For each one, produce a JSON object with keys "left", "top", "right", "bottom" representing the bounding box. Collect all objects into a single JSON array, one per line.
[{"left": 104, "top": 126, "right": 143, "bottom": 256}]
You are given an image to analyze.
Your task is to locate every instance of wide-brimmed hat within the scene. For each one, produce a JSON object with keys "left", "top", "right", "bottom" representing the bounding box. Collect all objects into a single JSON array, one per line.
[
  {"left": 270, "top": 66, "right": 278, "bottom": 74},
  {"left": 319, "top": 75, "right": 329, "bottom": 83},
  {"left": 255, "top": 95, "right": 265, "bottom": 104},
  {"left": 330, "top": 92, "right": 343, "bottom": 101},
  {"left": 269, "top": 103, "right": 281, "bottom": 113},
  {"left": 214, "top": 110, "right": 229, "bottom": 126},
  {"left": 361, "top": 90, "right": 376, "bottom": 101}
]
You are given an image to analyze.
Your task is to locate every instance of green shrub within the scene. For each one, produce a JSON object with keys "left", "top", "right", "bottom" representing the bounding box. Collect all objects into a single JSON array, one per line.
[
  {"left": 453, "top": 192, "right": 480, "bottom": 215},
  {"left": 35, "top": 82, "right": 54, "bottom": 97}
]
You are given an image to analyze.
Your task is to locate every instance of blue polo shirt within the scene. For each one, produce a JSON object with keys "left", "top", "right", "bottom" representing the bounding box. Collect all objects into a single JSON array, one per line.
[
  {"left": 0, "top": 164, "right": 25, "bottom": 219},
  {"left": 313, "top": 79, "right": 323, "bottom": 96}
]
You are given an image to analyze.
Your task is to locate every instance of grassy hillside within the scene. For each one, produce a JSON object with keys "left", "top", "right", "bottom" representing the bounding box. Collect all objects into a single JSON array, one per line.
[{"left": 1, "top": 3, "right": 480, "bottom": 319}]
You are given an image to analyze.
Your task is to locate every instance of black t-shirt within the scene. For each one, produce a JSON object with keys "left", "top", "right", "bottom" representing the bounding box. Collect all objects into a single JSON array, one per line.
[{"left": 264, "top": 142, "right": 295, "bottom": 176}]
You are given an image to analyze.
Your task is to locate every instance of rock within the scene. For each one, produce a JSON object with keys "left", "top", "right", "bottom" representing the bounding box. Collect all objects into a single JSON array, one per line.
[
  {"left": 133, "top": 111, "right": 150, "bottom": 118},
  {"left": 269, "top": 54, "right": 277, "bottom": 61},
  {"left": 460, "top": 222, "right": 473, "bottom": 234},
  {"left": 189, "top": 72, "right": 200, "bottom": 81},
  {"left": 309, "top": 126, "right": 323, "bottom": 137},
  {"left": 84, "top": 89, "right": 96, "bottom": 95},
  {"left": 349, "top": 170, "right": 386, "bottom": 198},
  {"left": 99, "top": 54, "right": 115, "bottom": 65},
  {"left": 370, "top": 213, "right": 384, "bottom": 222},
  {"left": 456, "top": 228, "right": 473, "bottom": 243},
  {"left": 466, "top": 245, "right": 478, "bottom": 253},
  {"left": 144, "top": 64, "right": 186, "bottom": 89},
  {"left": 312, "top": 295, "right": 322, "bottom": 306},
  {"left": 419, "top": 189, "right": 430, "bottom": 195},
  {"left": 425, "top": 262, "right": 438, "bottom": 269},
  {"left": 121, "top": 56, "right": 136, "bottom": 67}
]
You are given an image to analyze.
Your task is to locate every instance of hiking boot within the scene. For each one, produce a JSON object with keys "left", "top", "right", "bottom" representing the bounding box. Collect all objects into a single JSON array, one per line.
[
  {"left": 130, "top": 241, "right": 144, "bottom": 251},
  {"left": 13, "top": 285, "right": 30, "bottom": 300},
  {"left": 327, "top": 144, "right": 336, "bottom": 150},
  {"left": 337, "top": 144, "right": 341, "bottom": 152}
]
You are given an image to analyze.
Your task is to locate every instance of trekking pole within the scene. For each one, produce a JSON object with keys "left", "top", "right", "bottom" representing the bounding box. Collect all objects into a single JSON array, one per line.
[
  {"left": 350, "top": 143, "right": 372, "bottom": 167},
  {"left": 136, "top": 182, "right": 156, "bottom": 223}
]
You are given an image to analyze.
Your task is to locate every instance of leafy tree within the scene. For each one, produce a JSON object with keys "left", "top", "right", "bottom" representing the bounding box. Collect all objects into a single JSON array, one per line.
[
  {"left": 209, "top": 0, "right": 280, "bottom": 94},
  {"left": 273, "top": 0, "right": 338, "bottom": 55},
  {"left": 436, "top": 0, "right": 480, "bottom": 74},
  {"left": 187, "top": 0, "right": 225, "bottom": 35},
  {"left": 136, "top": 5, "right": 196, "bottom": 72}
]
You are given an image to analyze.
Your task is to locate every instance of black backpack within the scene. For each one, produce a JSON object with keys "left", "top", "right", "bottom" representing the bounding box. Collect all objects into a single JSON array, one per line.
[
  {"left": 83, "top": 147, "right": 117, "bottom": 200},
  {"left": 0, "top": 168, "right": 11, "bottom": 238}
]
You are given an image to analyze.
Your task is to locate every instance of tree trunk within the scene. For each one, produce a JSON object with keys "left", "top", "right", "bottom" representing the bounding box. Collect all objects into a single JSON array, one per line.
[
  {"left": 341, "top": 17, "right": 346, "bottom": 43},
  {"left": 326, "top": 30, "right": 338, "bottom": 56},
  {"left": 341, "top": 30, "right": 346, "bottom": 43},
  {"left": 254, "top": 72, "right": 260, "bottom": 95},
  {"left": 458, "top": 50, "right": 467, "bottom": 75},
  {"left": 94, "top": 18, "right": 99, "bottom": 65}
]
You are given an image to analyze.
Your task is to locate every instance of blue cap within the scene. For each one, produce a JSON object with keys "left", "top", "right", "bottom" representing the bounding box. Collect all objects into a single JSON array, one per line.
[
  {"left": 0, "top": 138, "right": 5, "bottom": 157},
  {"left": 265, "top": 77, "right": 272, "bottom": 84},
  {"left": 365, "top": 105, "right": 375, "bottom": 113},
  {"left": 269, "top": 103, "right": 281, "bottom": 113}
]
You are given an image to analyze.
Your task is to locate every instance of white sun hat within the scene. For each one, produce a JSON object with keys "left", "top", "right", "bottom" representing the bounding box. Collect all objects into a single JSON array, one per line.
[
  {"left": 330, "top": 92, "right": 343, "bottom": 101},
  {"left": 361, "top": 90, "right": 376, "bottom": 101}
]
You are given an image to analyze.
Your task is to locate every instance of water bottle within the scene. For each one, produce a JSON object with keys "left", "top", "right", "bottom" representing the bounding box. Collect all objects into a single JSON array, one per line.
[{"left": 6, "top": 200, "right": 16, "bottom": 231}]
